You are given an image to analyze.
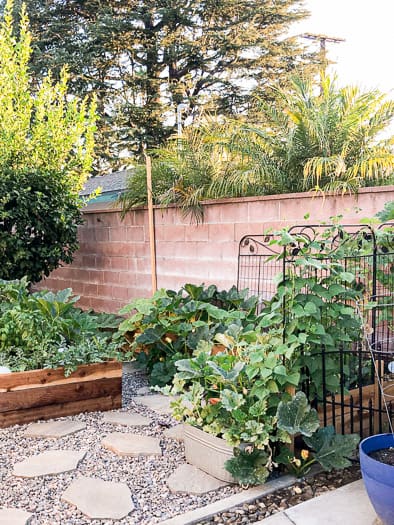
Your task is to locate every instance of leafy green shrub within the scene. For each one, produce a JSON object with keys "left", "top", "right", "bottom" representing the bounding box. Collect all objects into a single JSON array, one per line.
[
  {"left": 0, "top": 1, "right": 96, "bottom": 282},
  {"left": 116, "top": 283, "right": 259, "bottom": 386},
  {"left": 0, "top": 278, "right": 122, "bottom": 375},
  {"left": 0, "top": 168, "right": 83, "bottom": 282},
  {"left": 165, "top": 327, "right": 300, "bottom": 484},
  {"left": 376, "top": 201, "right": 394, "bottom": 222}
]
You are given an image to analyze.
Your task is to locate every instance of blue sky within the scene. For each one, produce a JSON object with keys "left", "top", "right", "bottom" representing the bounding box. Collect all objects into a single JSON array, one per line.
[{"left": 293, "top": 0, "right": 394, "bottom": 94}]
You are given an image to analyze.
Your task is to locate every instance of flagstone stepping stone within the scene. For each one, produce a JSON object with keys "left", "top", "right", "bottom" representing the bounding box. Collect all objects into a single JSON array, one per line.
[
  {"left": 13, "top": 450, "right": 86, "bottom": 478},
  {"left": 102, "top": 432, "right": 161, "bottom": 457},
  {"left": 163, "top": 424, "right": 184, "bottom": 441},
  {"left": 24, "top": 420, "right": 86, "bottom": 438},
  {"left": 62, "top": 476, "right": 134, "bottom": 520},
  {"left": 136, "top": 386, "right": 151, "bottom": 395},
  {"left": 0, "top": 508, "right": 33, "bottom": 524},
  {"left": 102, "top": 412, "right": 151, "bottom": 426},
  {"left": 132, "top": 394, "right": 172, "bottom": 414},
  {"left": 167, "top": 464, "right": 228, "bottom": 494}
]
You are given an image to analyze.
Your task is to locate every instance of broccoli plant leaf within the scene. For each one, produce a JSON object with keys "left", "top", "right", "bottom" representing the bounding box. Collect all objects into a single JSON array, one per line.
[
  {"left": 304, "top": 426, "right": 359, "bottom": 471},
  {"left": 276, "top": 391, "right": 320, "bottom": 437}
]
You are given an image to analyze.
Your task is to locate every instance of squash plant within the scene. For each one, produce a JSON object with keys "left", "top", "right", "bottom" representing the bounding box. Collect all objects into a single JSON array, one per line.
[
  {"left": 275, "top": 392, "right": 359, "bottom": 477},
  {"left": 116, "top": 284, "right": 259, "bottom": 386},
  {"left": 164, "top": 327, "right": 359, "bottom": 485},
  {"left": 164, "top": 326, "right": 301, "bottom": 484}
]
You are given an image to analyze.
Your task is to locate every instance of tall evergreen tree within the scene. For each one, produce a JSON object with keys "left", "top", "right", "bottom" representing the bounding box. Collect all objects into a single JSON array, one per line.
[{"left": 9, "top": 0, "right": 315, "bottom": 171}]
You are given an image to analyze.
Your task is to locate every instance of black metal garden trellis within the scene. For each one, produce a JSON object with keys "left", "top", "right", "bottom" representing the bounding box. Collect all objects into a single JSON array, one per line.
[{"left": 237, "top": 223, "right": 394, "bottom": 439}]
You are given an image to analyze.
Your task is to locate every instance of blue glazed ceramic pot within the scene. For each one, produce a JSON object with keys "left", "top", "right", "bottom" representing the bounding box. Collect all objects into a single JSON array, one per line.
[{"left": 360, "top": 433, "right": 394, "bottom": 525}]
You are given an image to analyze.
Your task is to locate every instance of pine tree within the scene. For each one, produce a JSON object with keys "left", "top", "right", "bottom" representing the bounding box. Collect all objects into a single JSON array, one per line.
[{"left": 10, "top": 0, "right": 316, "bottom": 171}]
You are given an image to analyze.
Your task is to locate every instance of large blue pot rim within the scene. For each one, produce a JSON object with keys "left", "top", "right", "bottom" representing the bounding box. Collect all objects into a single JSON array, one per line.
[{"left": 360, "top": 433, "right": 394, "bottom": 486}]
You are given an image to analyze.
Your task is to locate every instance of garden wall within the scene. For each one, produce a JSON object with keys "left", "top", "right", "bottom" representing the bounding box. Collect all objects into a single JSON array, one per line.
[{"left": 37, "top": 186, "right": 394, "bottom": 313}]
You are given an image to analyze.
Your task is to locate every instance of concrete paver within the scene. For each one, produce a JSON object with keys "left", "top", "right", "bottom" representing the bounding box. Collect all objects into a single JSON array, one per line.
[
  {"left": 62, "top": 476, "right": 134, "bottom": 519},
  {"left": 132, "top": 394, "right": 172, "bottom": 414},
  {"left": 102, "top": 412, "right": 151, "bottom": 426},
  {"left": 255, "top": 480, "right": 377, "bottom": 525},
  {"left": 167, "top": 464, "right": 228, "bottom": 494},
  {"left": 13, "top": 450, "right": 86, "bottom": 478},
  {"left": 163, "top": 424, "right": 184, "bottom": 441},
  {"left": 24, "top": 421, "right": 86, "bottom": 438},
  {"left": 102, "top": 432, "right": 162, "bottom": 456},
  {"left": 0, "top": 508, "right": 33, "bottom": 524}
]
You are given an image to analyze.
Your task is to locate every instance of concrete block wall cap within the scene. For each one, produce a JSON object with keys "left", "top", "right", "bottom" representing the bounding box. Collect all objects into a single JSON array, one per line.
[
  {"left": 82, "top": 184, "right": 394, "bottom": 213},
  {"left": 83, "top": 185, "right": 394, "bottom": 213}
]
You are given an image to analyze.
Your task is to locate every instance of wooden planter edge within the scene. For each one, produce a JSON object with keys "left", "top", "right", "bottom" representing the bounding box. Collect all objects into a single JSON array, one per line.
[{"left": 0, "top": 361, "right": 122, "bottom": 428}]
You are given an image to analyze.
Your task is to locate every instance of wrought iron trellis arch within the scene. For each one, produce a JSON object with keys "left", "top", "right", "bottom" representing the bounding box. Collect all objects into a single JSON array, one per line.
[{"left": 237, "top": 222, "right": 394, "bottom": 438}]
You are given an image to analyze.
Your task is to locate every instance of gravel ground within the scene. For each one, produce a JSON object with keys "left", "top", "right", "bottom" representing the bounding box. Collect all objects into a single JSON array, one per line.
[
  {"left": 196, "top": 464, "right": 361, "bottom": 524},
  {"left": 0, "top": 368, "right": 241, "bottom": 525},
  {"left": 0, "top": 367, "right": 362, "bottom": 525}
]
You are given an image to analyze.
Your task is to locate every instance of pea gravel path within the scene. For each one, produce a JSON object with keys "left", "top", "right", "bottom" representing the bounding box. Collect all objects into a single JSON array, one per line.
[{"left": 0, "top": 367, "right": 242, "bottom": 524}]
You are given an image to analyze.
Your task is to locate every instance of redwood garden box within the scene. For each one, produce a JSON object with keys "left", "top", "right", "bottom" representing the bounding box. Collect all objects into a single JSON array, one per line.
[{"left": 0, "top": 361, "right": 122, "bottom": 428}]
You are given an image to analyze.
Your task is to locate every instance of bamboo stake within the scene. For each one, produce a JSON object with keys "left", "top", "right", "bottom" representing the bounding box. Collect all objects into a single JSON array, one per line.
[{"left": 145, "top": 152, "right": 157, "bottom": 294}]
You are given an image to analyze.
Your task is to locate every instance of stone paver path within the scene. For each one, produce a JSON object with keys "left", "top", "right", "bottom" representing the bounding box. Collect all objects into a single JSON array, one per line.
[
  {"left": 163, "top": 424, "right": 184, "bottom": 441},
  {"left": 103, "top": 412, "right": 151, "bottom": 426},
  {"left": 102, "top": 432, "right": 162, "bottom": 457},
  {"left": 132, "top": 394, "right": 172, "bottom": 414},
  {"left": 62, "top": 476, "right": 134, "bottom": 520},
  {"left": 167, "top": 464, "right": 228, "bottom": 494},
  {"left": 24, "top": 421, "right": 86, "bottom": 438},
  {"left": 136, "top": 386, "right": 151, "bottom": 395},
  {"left": 254, "top": 480, "right": 377, "bottom": 525},
  {"left": 0, "top": 508, "right": 33, "bottom": 524},
  {"left": 13, "top": 450, "right": 86, "bottom": 478},
  {"left": 3, "top": 379, "right": 239, "bottom": 524}
]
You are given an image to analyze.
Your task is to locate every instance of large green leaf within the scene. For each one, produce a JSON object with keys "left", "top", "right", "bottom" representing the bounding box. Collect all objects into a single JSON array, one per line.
[
  {"left": 207, "top": 361, "right": 244, "bottom": 381},
  {"left": 220, "top": 389, "right": 245, "bottom": 411},
  {"left": 304, "top": 426, "right": 359, "bottom": 471},
  {"left": 276, "top": 391, "right": 320, "bottom": 437},
  {"left": 136, "top": 328, "right": 163, "bottom": 345}
]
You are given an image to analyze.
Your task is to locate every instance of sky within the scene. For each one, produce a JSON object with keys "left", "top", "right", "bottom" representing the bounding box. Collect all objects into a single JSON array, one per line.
[{"left": 293, "top": 0, "right": 394, "bottom": 95}]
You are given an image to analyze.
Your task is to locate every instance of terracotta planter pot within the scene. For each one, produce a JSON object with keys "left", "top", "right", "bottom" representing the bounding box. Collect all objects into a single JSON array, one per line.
[{"left": 183, "top": 424, "right": 235, "bottom": 482}]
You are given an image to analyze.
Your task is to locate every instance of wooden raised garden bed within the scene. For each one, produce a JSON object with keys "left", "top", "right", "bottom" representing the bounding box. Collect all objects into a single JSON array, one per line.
[
  {"left": 318, "top": 380, "right": 394, "bottom": 436},
  {"left": 0, "top": 361, "right": 122, "bottom": 428}
]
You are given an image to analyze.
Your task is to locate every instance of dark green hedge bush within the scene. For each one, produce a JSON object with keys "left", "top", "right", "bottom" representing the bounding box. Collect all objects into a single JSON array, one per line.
[{"left": 0, "top": 168, "right": 83, "bottom": 283}]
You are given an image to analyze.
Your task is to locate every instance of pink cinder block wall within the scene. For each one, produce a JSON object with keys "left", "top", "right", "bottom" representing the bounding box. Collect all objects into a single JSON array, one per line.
[{"left": 37, "top": 186, "right": 394, "bottom": 312}]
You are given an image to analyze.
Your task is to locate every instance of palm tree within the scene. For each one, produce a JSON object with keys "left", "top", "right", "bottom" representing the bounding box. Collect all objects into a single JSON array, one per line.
[
  {"left": 239, "top": 75, "right": 394, "bottom": 193},
  {"left": 119, "top": 75, "right": 394, "bottom": 222},
  {"left": 119, "top": 118, "right": 262, "bottom": 223}
]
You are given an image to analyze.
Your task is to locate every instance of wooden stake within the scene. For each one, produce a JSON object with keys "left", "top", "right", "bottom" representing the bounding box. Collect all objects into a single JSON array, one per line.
[{"left": 145, "top": 153, "right": 157, "bottom": 294}]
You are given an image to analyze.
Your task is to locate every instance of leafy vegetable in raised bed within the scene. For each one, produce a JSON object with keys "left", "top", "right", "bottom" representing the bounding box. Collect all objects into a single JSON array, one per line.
[{"left": 0, "top": 278, "right": 123, "bottom": 375}]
